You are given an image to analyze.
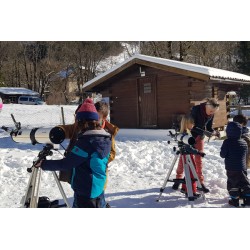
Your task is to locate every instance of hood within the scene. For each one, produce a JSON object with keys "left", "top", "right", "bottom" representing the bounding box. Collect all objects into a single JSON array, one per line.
[
  {"left": 82, "top": 129, "right": 111, "bottom": 158},
  {"left": 226, "top": 122, "right": 242, "bottom": 139}
]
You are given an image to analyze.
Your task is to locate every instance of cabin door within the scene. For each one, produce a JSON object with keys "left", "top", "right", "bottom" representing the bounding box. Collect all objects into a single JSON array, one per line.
[{"left": 137, "top": 76, "right": 157, "bottom": 128}]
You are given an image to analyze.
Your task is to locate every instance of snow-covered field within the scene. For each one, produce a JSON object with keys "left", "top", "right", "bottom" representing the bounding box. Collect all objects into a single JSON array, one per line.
[
  {"left": 5, "top": 104, "right": 250, "bottom": 250},
  {"left": 0, "top": 104, "right": 246, "bottom": 208}
]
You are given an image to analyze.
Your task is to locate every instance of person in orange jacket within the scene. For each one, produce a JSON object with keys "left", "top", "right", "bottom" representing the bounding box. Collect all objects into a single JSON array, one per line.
[{"left": 58, "top": 100, "right": 119, "bottom": 207}]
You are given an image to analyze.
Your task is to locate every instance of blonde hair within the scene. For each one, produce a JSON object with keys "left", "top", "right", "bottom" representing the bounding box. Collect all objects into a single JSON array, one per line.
[{"left": 180, "top": 115, "right": 194, "bottom": 133}]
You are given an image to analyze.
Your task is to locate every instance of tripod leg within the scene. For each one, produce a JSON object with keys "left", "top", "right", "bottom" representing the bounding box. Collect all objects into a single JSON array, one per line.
[
  {"left": 186, "top": 155, "right": 206, "bottom": 200},
  {"left": 29, "top": 167, "right": 42, "bottom": 208},
  {"left": 20, "top": 167, "right": 41, "bottom": 208},
  {"left": 183, "top": 155, "right": 195, "bottom": 207},
  {"left": 156, "top": 154, "right": 179, "bottom": 202},
  {"left": 20, "top": 169, "right": 36, "bottom": 207},
  {"left": 52, "top": 171, "right": 71, "bottom": 208}
]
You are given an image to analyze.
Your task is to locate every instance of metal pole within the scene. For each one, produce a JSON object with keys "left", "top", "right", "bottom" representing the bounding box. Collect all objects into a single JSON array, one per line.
[
  {"left": 29, "top": 167, "right": 42, "bottom": 208},
  {"left": 156, "top": 153, "right": 179, "bottom": 202},
  {"left": 186, "top": 155, "right": 206, "bottom": 201},
  {"left": 61, "top": 107, "right": 65, "bottom": 125},
  {"left": 52, "top": 171, "right": 71, "bottom": 208}
]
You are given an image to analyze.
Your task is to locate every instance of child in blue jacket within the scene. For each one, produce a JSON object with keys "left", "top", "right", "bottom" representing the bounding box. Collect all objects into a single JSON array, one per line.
[
  {"left": 220, "top": 121, "right": 250, "bottom": 207},
  {"left": 36, "top": 98, "right": 112, "bottom": 208}
]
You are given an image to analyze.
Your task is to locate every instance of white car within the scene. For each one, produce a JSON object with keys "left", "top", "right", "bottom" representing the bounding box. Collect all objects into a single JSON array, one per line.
[{"left": 18, "top": 96, "right": 45, "bottom": 105}]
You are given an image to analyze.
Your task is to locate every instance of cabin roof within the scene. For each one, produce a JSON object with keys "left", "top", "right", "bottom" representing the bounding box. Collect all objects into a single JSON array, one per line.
[{"left": 82, "top": 54, "right": 250, "bottom": 91}]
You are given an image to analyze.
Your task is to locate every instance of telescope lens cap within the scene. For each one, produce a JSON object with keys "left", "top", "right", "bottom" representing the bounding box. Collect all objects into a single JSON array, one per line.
[
  {"left": 188, "top": 137, "right": 196, "bottom": 145},
  {"left": 49, "top": 127, "right": 65, "bottom": 144}
]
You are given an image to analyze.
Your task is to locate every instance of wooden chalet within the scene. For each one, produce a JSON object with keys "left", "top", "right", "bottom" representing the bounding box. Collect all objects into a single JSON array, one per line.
[{"left": 82, "top": 54, "right": 250, "bottom": 129}]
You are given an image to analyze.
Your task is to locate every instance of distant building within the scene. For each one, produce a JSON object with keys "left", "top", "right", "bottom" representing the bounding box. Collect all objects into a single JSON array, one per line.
[
  {"left": 46, "top": 68, "right": 80, "bottom": 105},
  {"left": 82, "top": 54, "right": 250, "bottom": 129},
  {"left": 0, "top": 87, "right": 39, "bottom": 103}
]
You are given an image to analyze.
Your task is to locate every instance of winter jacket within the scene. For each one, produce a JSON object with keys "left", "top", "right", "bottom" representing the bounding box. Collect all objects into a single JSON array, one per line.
[
  {"left": 41, "top": 129, "right": 112, "bottom": 198},
  {"left": 220, "top": 122, "right": 248, "bottom": 171},
  {"left": 58, "top": 120, "right": 119, "bottom": 164},
  {"left": 242, "top": 126, "right": 250, "bottom": 169},
  {"left": 190, "top": 102, "right": 214, "bottom": 139},
  {"left": 104, "top": 120, "right": 119, "bottom": 163},
  {"left": 57, "top": 120, "right": 119, "bottom": 183}
]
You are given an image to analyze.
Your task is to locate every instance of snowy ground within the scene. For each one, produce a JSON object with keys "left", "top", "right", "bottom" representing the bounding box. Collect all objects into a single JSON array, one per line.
[{"left": 0, "top": 104, "right": 247, "bottom": 209}]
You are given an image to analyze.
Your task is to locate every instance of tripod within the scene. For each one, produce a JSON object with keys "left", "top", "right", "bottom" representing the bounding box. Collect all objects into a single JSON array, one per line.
[
  {"left": 20, "top": 144, "right": 71, "bottom": 208},
  {"left": 156, "top": 142, "right": 206, "bottom": 207}
]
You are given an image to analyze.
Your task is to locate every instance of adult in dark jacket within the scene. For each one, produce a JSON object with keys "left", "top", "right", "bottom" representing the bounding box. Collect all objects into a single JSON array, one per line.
[
  {"left": 35, "top": 98, "right": 112, "bottom": 208},
  {"left": 220, "top": 121, "right": 250, "bottom": 207},
  {"left": 190, "top": 98, "right": 220, "bottom": 193}
]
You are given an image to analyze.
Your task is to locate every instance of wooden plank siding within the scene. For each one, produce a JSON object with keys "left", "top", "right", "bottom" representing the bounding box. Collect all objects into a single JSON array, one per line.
[
  {"left": 96, "top": 64, "right": 229, "bottom": 129},
  {"left": 109, "top": 69, "right": 139, "bottom": 128}
]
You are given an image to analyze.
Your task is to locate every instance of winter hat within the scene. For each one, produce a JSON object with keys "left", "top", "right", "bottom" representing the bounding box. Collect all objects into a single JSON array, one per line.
[
  {"left": 76, "top": 98, "right": 99, "bottom": 121},
  {"left": 226, "top": 121, "right": 242, "bottom": 139}
]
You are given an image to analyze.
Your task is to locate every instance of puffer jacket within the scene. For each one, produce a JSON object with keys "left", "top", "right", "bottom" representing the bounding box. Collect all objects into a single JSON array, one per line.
[
  {"left": 42, "top": 129, "right": 111, "bottom": 198},
  {"left": 220, "top": 122, "right": 248, "bottom": 171},
  {"left": 58, "top": 120, "right": 119, "bottom": 163}
]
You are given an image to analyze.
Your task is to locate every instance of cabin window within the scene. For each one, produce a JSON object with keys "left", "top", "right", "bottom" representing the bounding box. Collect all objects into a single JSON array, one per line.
[{"left": 144, "top": 83, "right": 151, "bottom": 93}]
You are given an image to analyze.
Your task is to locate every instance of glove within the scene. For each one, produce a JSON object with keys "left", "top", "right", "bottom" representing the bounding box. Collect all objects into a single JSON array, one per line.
[
  {"left": 198, "top": 152, "right": 206, "bottom": 157},
  {"left": 34, "top": 159, "right": 43, "bottom": 168},
  {"left": 212, "top": 130, "right": 221, "bottom": 138},
  {"left": 204, "top": 130, "right": 213, "bottom": 138}
]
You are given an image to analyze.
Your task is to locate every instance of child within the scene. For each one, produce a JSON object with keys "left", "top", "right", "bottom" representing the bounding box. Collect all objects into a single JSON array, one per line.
[
  {"left": 36, "top": 98, "right": 112, "bottom": 208},
  {"left": 233, "top": 114, "right": 250, "bottom": 169},
  {"left": 94, "top": 101, "right": 119, "bottom": 208},
  {"left": 220, "top": 121, "right": 250, "bottom": 207},
  {"left": 172, "top": 114, "right": 201, "bottom": 198}
]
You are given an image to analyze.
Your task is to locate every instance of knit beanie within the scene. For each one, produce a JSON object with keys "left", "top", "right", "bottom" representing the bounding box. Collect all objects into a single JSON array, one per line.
[{"left": 76, "top": 98, "right": 99, "bottom": 121}]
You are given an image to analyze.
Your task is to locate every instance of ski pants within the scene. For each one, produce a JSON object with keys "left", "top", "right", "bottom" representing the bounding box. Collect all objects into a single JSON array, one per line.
[
  {"left": 226, "top": 170, "right": 250, "bottom": 203},
  {"left": 193, "top": 136, "right": 204, "bottom": 184},
  {"left": 73, "top": 192, "right": 106, "bottom": 208}
]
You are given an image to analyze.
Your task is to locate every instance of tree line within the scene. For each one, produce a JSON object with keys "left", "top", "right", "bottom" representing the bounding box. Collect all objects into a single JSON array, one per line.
[{"left": 0, "top": 41, "right": 250, "bottom": 104}]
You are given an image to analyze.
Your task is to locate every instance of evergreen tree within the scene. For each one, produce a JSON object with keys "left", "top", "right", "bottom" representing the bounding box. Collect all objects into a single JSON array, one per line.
[{"left": 236, "top": 42, "right": 250, "bottom": 104}]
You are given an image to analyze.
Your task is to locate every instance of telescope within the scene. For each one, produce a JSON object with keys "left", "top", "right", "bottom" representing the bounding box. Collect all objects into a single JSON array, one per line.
[
  {"left": 168, "top": 131, "right": 205, "bottom": 157},
  {"left": 169, "top": 131, "right": 196, "bottom": 146},
  {"left": 176, "top": 133, "right": 196, "bottom": 146},
  {"left": 11, "top": 127, "right": 65, "bottom": 145}
]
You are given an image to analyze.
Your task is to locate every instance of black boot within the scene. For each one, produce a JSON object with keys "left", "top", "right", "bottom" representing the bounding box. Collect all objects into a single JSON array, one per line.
[
  {"left": 201, "top": 184, "right": 210, "bottom": 193},
  {"left": 228, "top": 199, "right": 239, "bottom": 207},
  {"left": 184, "top": 192, "right": 201, "bottom": 199}
]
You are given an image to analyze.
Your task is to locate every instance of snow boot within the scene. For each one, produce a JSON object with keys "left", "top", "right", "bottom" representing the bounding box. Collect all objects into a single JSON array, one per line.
[
  {"left": 200, "top": 184, "right": 210, "bottom": 193},
  {"left": 184, "top": 192, "right": 201, "bottom": 199},
  {"left": 243, "top": 196, "right": 250, "bottom": 206},
  {"left": 228, "top": 198, "right": 239, "bottom": 207}
]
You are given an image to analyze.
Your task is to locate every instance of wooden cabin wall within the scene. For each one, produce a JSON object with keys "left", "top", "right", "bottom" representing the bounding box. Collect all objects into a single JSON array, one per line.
[
  {"left": 108, "top": 68, "right": 139, "bottom": 128},
  {"left": 189, "top": 82, "right": 228, "bottom": 129},
  {"left": 212, "top": 86, "right": 228, "bottom": 128},
  {"left": 98, "top": 65, "right": 229, "bottom": 129}
]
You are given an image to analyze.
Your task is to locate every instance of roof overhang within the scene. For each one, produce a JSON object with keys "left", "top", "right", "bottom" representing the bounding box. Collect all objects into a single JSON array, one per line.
[{"left": 82, "top": 54, "right": 250, "bottom": 91}]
